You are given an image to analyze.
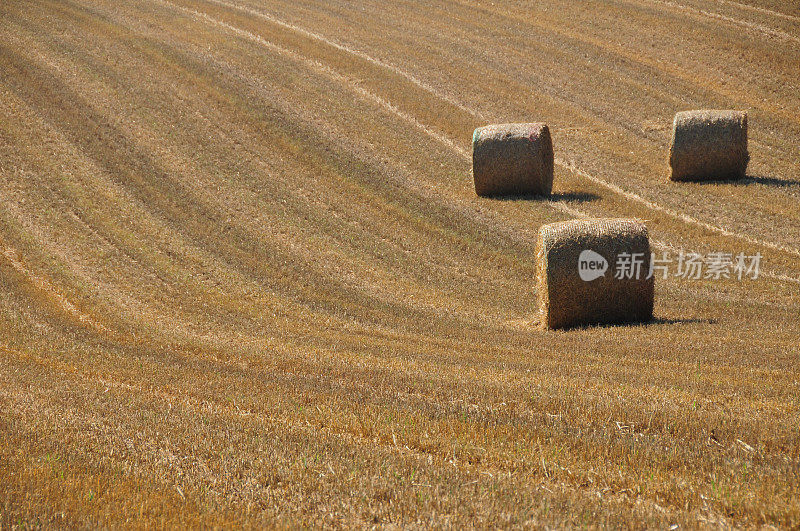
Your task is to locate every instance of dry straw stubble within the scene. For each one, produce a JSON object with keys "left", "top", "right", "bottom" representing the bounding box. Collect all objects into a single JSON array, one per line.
[
  {"left": 472, "top": 123, "right": 554, "bottom": 197},
  {"left": 537, "top": 218, "right": 654, "bottom": 330}
]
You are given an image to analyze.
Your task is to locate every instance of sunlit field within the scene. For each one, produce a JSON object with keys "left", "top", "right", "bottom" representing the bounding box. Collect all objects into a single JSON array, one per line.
[{"left": 1, "top": 0, "right": 799, "bottom": 526}]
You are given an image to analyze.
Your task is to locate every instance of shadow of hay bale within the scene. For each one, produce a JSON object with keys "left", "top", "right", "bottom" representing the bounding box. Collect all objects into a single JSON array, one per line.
[
  {"left": 545, "top": 317, "right": 716, "bottom": 331},
  {"left": 682, "top": 174, "right": 800, "bottom": 190},
  {"left": 488, "top": 191, "right": 600, "bottom": 203}
]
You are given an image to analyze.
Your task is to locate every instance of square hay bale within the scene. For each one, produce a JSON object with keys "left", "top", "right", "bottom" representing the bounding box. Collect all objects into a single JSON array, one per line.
[
  {"left": 472, "top": 123, "right": 554, "bottom": 197},
  {"left": 537, "top": 218, "right": 654, "bottom": 330},
  {"left": 668, "top": 110, "right": 749, "bottom": 181}
]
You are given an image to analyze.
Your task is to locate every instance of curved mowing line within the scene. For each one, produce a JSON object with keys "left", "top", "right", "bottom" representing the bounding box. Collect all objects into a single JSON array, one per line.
[
  {"left": 0, "top": 244, "right": 111, "bottom": 333},
  {"left": 155, "top": 0, "right": 800, "bottom": 286},
  {"left": 196, "top": 0, "right": 800, "bottom": 261},
  {"left": 204, "top": 0, "right": 485, "bottom": 120},
  {"left": 558, "top": 160, "right": 800, "bottom": 259},
  {"left": 642, "top": 0, "right": 800, "bottom": 44},
  {"left": 156, "top": 3, "right": 588, "bottom": 220},
  {"left": 713, "top": 0, "right": 800, "bottom": 22}
]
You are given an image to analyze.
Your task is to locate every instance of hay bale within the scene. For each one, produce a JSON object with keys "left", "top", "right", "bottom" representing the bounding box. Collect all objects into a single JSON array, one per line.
[
  {"left": 668, "top": 110, "right": 749, "bottom": 181},
  {"left": 472, "top": 123, "right": 554, "bottom": 197},
  {"left": 537, "top": 218, "right": 654, "bottom": 330}
]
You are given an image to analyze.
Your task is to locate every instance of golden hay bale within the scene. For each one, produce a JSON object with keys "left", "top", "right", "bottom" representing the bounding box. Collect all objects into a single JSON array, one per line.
[
  {"left": 472, "top": 123, "right": 554, "bottom": 197},
  {"left": 537, "top": 218, "right": 654, "bottom": 330},
  {"left": 668, "top": 110, "right": 749, "bottom": 181}
]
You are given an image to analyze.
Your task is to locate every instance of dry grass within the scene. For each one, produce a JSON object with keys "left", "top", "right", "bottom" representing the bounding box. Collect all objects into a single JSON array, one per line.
[{"left": 0, "top": 0, "right": 799, "bottom": 527}]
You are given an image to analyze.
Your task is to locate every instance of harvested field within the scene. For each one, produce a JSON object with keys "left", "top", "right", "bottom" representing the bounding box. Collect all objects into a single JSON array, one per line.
[{"left": 0, "top": 0, "right": 798, "bottom": 527}]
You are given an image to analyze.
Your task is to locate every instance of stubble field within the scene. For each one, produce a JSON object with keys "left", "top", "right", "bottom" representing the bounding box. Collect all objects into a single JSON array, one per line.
[{"left": 0, "top": 0, "right": 799, "bottom": 527}]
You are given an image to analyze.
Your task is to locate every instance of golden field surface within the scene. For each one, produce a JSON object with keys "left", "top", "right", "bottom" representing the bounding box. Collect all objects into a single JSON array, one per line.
[{"left": 1, "top": 0, "right": 799, "bottom": 527}]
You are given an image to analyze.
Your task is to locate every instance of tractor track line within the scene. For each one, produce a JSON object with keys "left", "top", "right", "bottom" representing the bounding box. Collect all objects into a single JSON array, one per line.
[
  {"left": 712, "top": 0, "right": 800, "bottom": 23},
  {"left": 0, "top": 241, "right": 111, "bottom": 333},
  {"left": 641, "top": 0, "right": 800, "bottom": 44}
]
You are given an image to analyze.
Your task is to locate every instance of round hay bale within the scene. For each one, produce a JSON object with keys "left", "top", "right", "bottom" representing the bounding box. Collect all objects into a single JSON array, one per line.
[
  {"left": 668, "top": 110, "right": 749, "bottom": 181},
  {"left": 472, "top": 123, "right": 554, "bottom": 197},
  {"left": 537, "top": 218, "right": 654, "bottom": 330}
]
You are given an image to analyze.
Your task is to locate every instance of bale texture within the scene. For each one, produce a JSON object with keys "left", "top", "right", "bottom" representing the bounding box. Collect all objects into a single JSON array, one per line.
[
  {"left": 668, "top": 110, "right": 749, "bottom": 181},
  {"left": 537, "top": 218, "right": 654, "bottom": 330},
  {"left": 472, "top": 123, "right": 554, "bottom": 197}
]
